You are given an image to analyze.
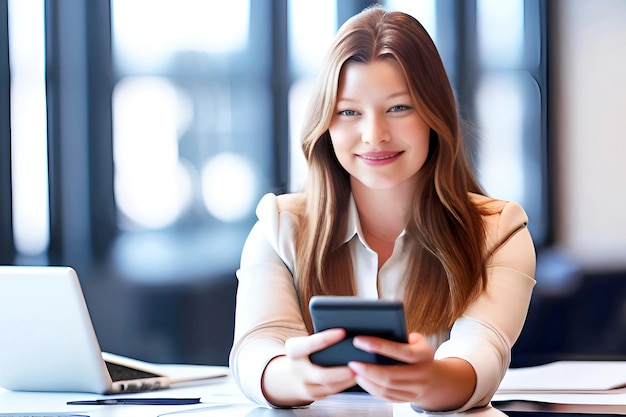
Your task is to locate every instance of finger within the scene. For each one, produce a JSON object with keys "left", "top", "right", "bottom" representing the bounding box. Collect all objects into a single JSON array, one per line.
[
  {"left": 285, "top": 328, "right": 346, "bottom": 358},
  {"left": 352, "top": 332, "right": 432, "bottom": 363},
  {"left": 298, "top": 359, "right": 357, "bottom": 399},
  {"left": 305, "top": 377, "right": 359, "bottom": 400},
  {"left": 350, "top": 360, "right": 430, "bottom": 386},
  {"left": 349, "top": 363, "right": 422, "bottom": 402},
  {"left": 357, "top": 377, "right": 417, "bottom": 403},
  {"left": 307, "top": 365, "right": 357, "bottom": 390}
]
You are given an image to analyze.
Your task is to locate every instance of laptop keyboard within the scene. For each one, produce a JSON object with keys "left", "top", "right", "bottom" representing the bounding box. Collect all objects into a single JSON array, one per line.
[{"left": 105, "top": 361, "right": 162, "bottom": 382}]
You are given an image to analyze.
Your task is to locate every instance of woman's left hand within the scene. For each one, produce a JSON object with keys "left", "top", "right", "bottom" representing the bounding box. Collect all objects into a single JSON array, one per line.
[{"left": 347, "top": 332, "right": 476, "bottom": 411}]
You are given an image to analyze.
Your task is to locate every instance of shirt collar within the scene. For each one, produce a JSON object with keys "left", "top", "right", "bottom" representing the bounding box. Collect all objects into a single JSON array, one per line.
[
  {"left": 342, "top": 194, "right": 360, "bottom": 245},
  {"left": 341, "top": 194, "right": 407, "bottom": 247}
]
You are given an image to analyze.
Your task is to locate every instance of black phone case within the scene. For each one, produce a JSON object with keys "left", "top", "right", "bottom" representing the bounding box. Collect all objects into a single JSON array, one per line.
[{"left": 308, "top": 296, "right": 408, "bottom": 367}]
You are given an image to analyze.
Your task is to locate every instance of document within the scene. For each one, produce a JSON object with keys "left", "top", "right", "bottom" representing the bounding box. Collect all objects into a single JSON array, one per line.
[
  {"left": 493, "top": 361, "right": 626, "bottom": 407},
  {"left": 497, "top": 361, "right": 626, "bottom": 393}
]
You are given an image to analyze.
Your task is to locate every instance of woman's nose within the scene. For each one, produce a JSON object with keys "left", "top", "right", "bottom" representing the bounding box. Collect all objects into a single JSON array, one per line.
[{"left": 361, "top": 115, "right": 390, "bottom": 145}]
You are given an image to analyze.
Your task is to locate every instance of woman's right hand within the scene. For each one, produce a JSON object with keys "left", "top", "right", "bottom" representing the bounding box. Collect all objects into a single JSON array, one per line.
[{"left": 261, "top": 328, "right": 357, "bottom": 407}]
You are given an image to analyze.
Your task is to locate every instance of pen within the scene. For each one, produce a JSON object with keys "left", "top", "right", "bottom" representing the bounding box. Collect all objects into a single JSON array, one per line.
[{"left": 67, "top": 397, "right": 201, "bottom": 405}]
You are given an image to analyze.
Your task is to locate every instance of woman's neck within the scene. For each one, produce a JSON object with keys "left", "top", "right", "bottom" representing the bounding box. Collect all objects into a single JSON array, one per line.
[{"left": 351, "top": 179, "right": 413, "bottom": 255}]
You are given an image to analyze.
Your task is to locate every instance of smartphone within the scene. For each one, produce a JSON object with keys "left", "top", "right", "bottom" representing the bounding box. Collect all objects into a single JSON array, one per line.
[{"left": 308, "top": 296, "right": 408, "bottom": 367}]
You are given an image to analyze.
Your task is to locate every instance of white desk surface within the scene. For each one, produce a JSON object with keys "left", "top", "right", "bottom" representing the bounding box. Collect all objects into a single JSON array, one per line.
[{"left": 0, "top": 374, "right": 507, "bottom": 417}]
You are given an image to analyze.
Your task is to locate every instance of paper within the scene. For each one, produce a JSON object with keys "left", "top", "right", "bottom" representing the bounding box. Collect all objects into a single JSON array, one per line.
[{"left": 497, "top": 361, "right": 626, "bottom": 393}]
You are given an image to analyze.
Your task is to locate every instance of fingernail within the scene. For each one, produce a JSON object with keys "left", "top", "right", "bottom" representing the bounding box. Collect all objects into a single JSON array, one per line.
[
  {"left": 348, "top": 361, "right": 365, "bottom": 373},
  {"left": 353, "top": 337, "right": 371, "bottom": 351}
]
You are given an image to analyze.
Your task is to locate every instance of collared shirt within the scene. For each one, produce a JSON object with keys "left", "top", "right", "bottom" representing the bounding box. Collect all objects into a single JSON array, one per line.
[
  {"left": 342, "top": 193, "right": 409, "bottom": 299},
  {"left": 229, "top": 192, "right": 536, "bottom": 411}
]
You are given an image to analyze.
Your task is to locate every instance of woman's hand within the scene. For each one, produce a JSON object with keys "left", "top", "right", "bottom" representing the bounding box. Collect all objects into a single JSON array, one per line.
[
  {"left": 347, "top": 332, "right": 476, "bottom": 411},
  {"left": 261, "top": 328, "right": 357, "bottom": 407}
]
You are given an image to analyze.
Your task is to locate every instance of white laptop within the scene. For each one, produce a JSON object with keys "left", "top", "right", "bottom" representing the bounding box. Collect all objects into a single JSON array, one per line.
[{"left": 0, "top": 265, "right": 228, "bottom": 394}]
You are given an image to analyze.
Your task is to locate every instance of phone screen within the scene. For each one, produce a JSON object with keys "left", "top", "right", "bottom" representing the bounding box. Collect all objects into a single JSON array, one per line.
[{"left": 308, "top": 296, "right": 408, "bottom": 367}]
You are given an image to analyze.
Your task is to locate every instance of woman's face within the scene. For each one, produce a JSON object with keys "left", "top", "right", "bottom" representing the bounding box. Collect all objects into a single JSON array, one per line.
[{"left": 329, "top": 59, "right": 431, "bottom": 192}]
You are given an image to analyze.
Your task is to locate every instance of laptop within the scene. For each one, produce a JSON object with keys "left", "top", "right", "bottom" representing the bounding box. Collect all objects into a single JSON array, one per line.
[{"left": 0, "top": 265, "right": 228, "bottom": 394}]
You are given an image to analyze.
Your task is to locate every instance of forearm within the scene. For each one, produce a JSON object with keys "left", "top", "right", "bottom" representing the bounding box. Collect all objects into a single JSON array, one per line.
[{"left": 413, "top": 357, "right": 476, "bottom": 412}]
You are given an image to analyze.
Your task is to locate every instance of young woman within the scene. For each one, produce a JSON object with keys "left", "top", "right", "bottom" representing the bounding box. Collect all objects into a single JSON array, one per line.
[{"left": 229, "top": 6, "right": 536, "bottom": 413}]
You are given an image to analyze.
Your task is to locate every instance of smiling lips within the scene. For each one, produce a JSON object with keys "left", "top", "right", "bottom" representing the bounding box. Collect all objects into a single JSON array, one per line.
[{"left": 357, "top": 151, "right": 403, "bottom": 164}]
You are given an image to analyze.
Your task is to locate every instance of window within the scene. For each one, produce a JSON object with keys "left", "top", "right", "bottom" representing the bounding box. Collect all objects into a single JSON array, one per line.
[
  {"left": 108, "top": 0, "right": 282, "bottom": 281},
  {"left": 1, "top": 0, "right": 549, "bottom": 268},
  {"left": 474, "top": 0, "right": 548, "bottom": 244},
  {"left": 287, "top": 0, "right": 336, "bottom": 191},
  {"left": 7, "top": 0, "right": 49, "bottom": 259},
  {"left": 111, "top": 0, "right": 264, "bottom": 230}
]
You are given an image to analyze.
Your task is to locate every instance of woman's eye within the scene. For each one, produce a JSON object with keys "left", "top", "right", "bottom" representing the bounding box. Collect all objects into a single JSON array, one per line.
[
  {"left": 389, "top": 105, "right": 411, "bottom": 112},
  {"left": 337, "top": 109, "right": 359, "bottom": 116}
]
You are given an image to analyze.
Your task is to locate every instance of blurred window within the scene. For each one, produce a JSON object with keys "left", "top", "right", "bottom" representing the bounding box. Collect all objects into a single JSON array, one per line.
[
  {"left": 474, "top": 0, "right": 548, "bottom": 244},
  {"left": 111, "top": 0, "right": 269, "bottom": 232},
  {"left": 109, "top": 0, "right": 278, "bottom": 281},
  {"left": 8, "top": 0, "right": 49, "bottom": 258},
  {"left": 0, "top": 0, "right": 549, "bottom": 269},
  {"left": 287, "top": 0, "right": 336, "bottom": 191}
]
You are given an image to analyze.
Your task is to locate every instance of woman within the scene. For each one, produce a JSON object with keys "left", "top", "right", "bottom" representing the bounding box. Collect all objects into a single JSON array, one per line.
[{"left": 229, "top": 5, "right": 535, "bottom": 412}]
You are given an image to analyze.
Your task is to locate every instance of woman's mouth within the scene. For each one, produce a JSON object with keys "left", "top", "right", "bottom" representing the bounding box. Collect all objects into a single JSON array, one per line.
[{"left": 357, "top": 151, "right": 403, "bottom": 164}]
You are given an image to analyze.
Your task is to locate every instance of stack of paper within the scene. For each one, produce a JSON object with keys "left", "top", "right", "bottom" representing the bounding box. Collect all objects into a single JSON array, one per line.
[
  {"left": 493, "top": 361, "right": 626, "bottom": 406},
  {"left": 498, "top": 361, "right": 626, "bottom": 393}
]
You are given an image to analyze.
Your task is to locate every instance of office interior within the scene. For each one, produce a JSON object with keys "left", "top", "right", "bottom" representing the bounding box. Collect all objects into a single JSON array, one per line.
[{"left": 0, "top": 0, "right": 625, "bottom": 369}]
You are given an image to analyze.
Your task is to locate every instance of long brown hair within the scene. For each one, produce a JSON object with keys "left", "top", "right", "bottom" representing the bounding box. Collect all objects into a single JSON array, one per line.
[{"left": 295, "top": 6, "right": 487, "bottom": 336}]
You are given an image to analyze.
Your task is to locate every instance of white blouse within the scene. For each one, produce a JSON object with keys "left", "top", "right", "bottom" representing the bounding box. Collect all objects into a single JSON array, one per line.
[{"left": 229, "top": 192, "right": 536, "bottom": 411}]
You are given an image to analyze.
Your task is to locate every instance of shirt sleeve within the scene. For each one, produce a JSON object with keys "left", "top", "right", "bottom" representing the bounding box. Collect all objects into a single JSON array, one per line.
[
  {"left": 434, "top": 201, "right": 536, "bottom": 412},
  {"left": 228, "top": 193, "right": 308, "bottom": 406}
]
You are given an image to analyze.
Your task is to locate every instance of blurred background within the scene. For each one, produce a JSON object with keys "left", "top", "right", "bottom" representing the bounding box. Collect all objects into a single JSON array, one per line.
[{"left": 1, "top": 0, "right": 625, "bottom": 367}]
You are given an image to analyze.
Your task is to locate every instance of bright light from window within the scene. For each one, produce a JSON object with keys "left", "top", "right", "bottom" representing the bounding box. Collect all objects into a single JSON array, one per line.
[
  {"left": 113, "top": 77, "right": 193, "bottom": 229},
  {"left": 475, "top": 0, "right": 527, "bottom": 203},
  {"left": 477, "top": 0, "right": 524, "bottom": 68},
  {"left": 8, "top": 0, "right": 50, "bottom": 256},
  {"left": 111, "top": 0, "right": 250, "bottom": 71},
  {"left": 288, "top": 0, "right": 336, "bottom": 76},
  {"left": 287, "top": 0, "right": 336, "bottom": 192},
  {"left": 288, "top": 79, "right": 313, "bottom": 192},
  {"left": 476, "top": 73, "right": 525, "bottom": 203},
  {"left": 201, "top": 153, "right": 256, "bottom": 222}
]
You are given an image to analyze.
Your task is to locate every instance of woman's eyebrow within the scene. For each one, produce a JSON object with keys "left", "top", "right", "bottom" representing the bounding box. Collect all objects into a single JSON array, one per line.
[
  {"left": 337, "top": 91, "right": 411, "bottom": 102},
  {"left": 386, "top": 91, "right": 412, "bottom": 100}
]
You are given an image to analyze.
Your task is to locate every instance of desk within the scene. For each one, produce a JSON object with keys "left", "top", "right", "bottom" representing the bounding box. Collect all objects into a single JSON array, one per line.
[
  {"left": 0, "top": 376, "right": 507, "bottom": 417},
  {"left": 5, "top": 376, "right": 626, "bottom": 416}
]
